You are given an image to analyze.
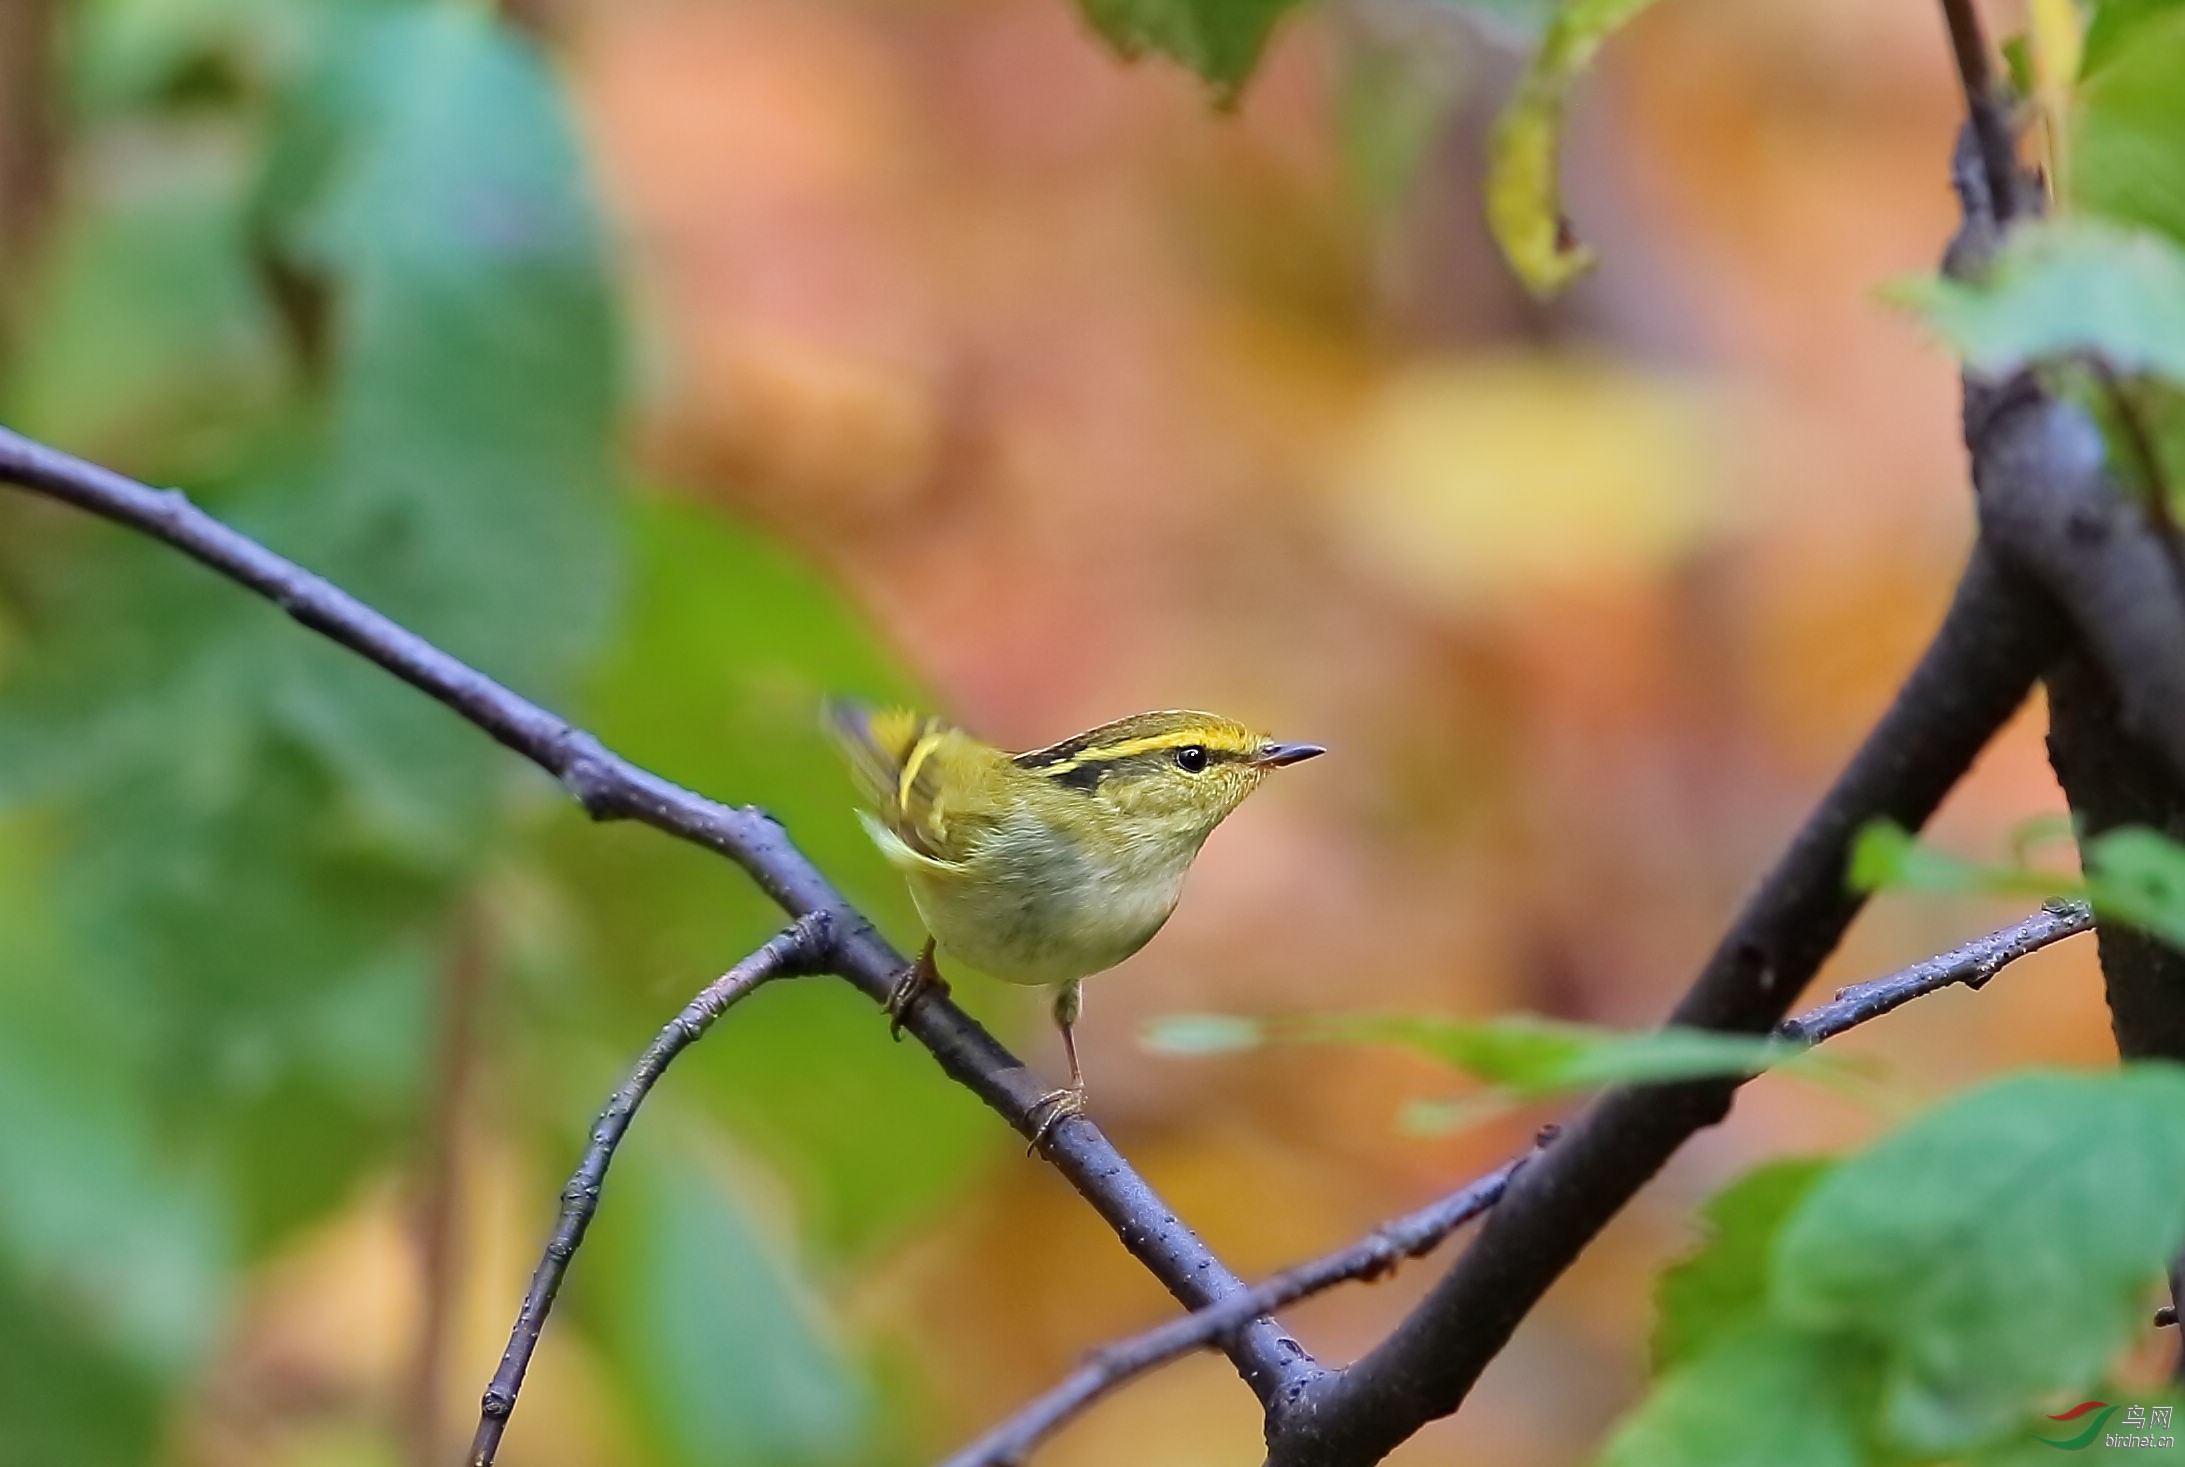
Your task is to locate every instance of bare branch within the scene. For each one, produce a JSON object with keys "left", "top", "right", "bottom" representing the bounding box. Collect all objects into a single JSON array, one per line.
[
  {"left": 1777, "top": 900, "right": 2092, "bottom": 1043},
  {"left": 1260, "top": 548, "right": 2063, "bottom": 1466},
  {"left": 1937, "top": 0, "right": 2020, "bottom": 231},
  {"left": 941, "top": 1159, "right": 1528, "bottom": 1467},
  {"left": 1944, "top": 101, "right": 2185, "bottom": 794},
  {"left": 953, "top": 902, "right": 2091, "bottom": 1467},
  {"left": 0, "top": 425, "right": 1318, "bottom": 1412},
  {"left": 467, "top": 915, "right": 831, "bottom": 1467}
]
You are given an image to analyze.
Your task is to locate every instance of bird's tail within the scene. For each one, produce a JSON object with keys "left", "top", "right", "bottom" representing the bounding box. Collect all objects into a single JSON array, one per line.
[{"left": 822, "top": 697, "right": 935, "bottom": 815}]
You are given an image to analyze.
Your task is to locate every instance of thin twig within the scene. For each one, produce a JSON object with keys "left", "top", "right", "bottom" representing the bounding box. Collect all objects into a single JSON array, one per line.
[
  {"left": 942, "top": 1158, "right": 1527, "bottom": 1467},
  {"left": 1777, "top": 899, "right": 2092, "bottom": 1043},
  {"left": 466, "top": 915, "right": 830, "bottom": 1467},
  {"left": 949, "top": 902, "right": 2093, "bottom": 1467},
  {"left": 1939, "top": 0, "right": 2019, "bottom": 229},
  {"left": 0, "top": 424, "right": 1317, "bottom": 1410}
]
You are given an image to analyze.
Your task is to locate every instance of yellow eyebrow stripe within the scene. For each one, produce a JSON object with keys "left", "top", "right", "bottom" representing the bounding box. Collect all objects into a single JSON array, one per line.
[
  {"left": 1035, "top": 730, "right": 1247, "bottom": 777},
  {"left": 898, "top": 724, "right": 946, "bottom": 810}
]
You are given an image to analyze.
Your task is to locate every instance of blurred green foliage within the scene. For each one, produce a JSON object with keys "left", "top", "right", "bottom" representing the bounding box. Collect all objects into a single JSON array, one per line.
[
  {"left": 1602, "top": 1068, "right": 2185, "bottom": 1466},
  {"left": 1854, "top": 817, "right": 2185, "bottom": 952},
  {"left": 0, "top": 1, "right": 996, "bottom": 1461},
  {"left": 1146, "top": 1009, "right": 1849, "bottom": 1132}
]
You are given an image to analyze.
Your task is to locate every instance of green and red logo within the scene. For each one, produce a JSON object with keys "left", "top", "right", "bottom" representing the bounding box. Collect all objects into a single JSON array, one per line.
[{"left": 2038, "top": 1401, "right": 2118, "bottom": 1450}]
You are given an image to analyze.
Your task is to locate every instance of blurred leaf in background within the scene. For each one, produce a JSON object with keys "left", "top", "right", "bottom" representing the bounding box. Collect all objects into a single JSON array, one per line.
[
  {"left": 0, "top": 0, "right": 629, "bottom": 1448},
  {"left": 1147, "top": 1009, "right": 1851, "bottom": 1133},
  {"left": 583, "top": 1124, "right": 870, "bottom": 1467}
]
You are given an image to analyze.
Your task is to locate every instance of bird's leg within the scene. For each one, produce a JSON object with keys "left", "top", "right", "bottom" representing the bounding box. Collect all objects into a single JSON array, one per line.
[
  {"left": 1028, "top": 980, "right": 1088, "bottom": 1151},
  {"left": 885, "top": 938, "right": 949, "bottom": 1040}
]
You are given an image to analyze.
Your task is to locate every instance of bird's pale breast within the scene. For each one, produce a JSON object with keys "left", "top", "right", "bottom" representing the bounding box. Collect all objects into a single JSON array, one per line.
[{"left": 908, "top": 811, "right": 1193, "bottom": 985}]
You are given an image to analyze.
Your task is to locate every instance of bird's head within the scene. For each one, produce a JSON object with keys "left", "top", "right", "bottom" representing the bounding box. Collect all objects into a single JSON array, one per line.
[{"left": 1013, "top": 709, "right": 1324, "bottom": 851}]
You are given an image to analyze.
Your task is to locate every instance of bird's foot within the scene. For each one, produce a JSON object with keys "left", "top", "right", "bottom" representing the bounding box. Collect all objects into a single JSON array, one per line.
[
  {"left": 1025, "top": 1083, "right": 1089, "bottom": 1153},
  {"left": 884, "top": 953, "right": 948, "bottom": 1040}
]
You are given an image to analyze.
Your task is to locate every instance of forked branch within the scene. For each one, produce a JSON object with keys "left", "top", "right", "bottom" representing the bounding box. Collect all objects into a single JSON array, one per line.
[
  {"left": 467, "top": 915, "right": 833, "bottom": 1467},
  {"left": 0, "top": 426, "right": 1315, "bottom": 1419},
  {"left": 950, "top": 901, "right": 2092, "bottom": 1467}
]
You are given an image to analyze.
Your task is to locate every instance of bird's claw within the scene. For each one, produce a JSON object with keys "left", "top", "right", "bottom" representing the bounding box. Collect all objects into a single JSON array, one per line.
[
  {"left": 1025, "top": 1084, "right": 1088, "bottom": 1153},
  {"left": 884, "top": 959, "right": 948, "bottom": 1040}
]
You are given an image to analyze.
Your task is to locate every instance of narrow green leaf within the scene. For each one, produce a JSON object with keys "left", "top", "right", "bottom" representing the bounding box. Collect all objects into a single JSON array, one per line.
[
  {"left": 1848, "top": 818, "right": 2078, "bottom": 900},
  {"left": 1148, "top": 1010, "right": 1842, "bottom": 1097},
  {"left": 1854, "top": 821, "right": 2185, "bottom": 956},
  {"left": 1771, "top": 1067, "right": 2185, "bottom": 1452},
  {"left": 1142, "top": 1014, "right": 1268, "bottom": 1054},
  {"left": 1486, "top": 0, "right": 1660, "bottom": 296}
]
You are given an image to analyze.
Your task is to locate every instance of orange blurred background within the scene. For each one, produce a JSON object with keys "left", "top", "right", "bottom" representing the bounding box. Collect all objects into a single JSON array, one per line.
[
  {"left": 527, "top": 1, "right": 2099, "bottom": 1462},
  {"left": 9, "top": 0, "right": 2121, "bottom": 1463}
]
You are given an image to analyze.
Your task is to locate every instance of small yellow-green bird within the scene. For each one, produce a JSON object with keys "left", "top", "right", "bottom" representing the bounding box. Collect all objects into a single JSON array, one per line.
[{"left": 826, "top": 701, "right": 1325, "bottom": 1143}]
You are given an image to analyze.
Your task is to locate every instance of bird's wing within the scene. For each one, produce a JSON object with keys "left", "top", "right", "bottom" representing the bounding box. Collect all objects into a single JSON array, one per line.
[{"left": 825, "top": 700, "right": 1006, "bottom": 868}]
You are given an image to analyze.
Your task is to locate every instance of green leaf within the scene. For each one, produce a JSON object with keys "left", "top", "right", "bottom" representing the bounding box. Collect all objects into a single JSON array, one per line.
[
  {"left": 589, "top": 1128, "right": 868, "bottom": 1467},
  {"left": 1142, "top": 1013, "right": 1266, "bottom": 1053},
  {"left": 267, "top": 1, "right": 621, "bottom": 705},
  {"left": 2082, "top": 825, "right": 2185, "bottom": 949},
  {"left": 1486, "top": 0, "right": 1660, "bottom": 296},
  {"left": 1, "top": 139, "right": 279, "bottom": 464},
  {"left": 1771, "top": 1067, "right": 2185, "bottom": 1452},
  {"left": 2080, "top": 0, "right": 2185, "bottom": 79},
  {"left": 1073, "top": 0, "right": 1304, "bottom": 96},
  {"left": 1848, "top": 818, "right": 2078, "bottom": 900},
  {"left": 0, "top": 1264, "right": 165, "bottom": 1467},
  {"left": 2073, "top": 0, "right": 2185, "bottom": 243},
  {"left": 1653, "top": 1158, "right": 1834, "bottom": 1374},
  {"left": 1853, "top": 820, "right": 2185, "bottom": 955},
  {"left": 1885, "top": 220, "right": 2185, "bottom": 383},
  {"left": 1146, "top": 1011, "right": 1844, "bottom": 1100},
  {"left": 0, "top": 1, "right": 623, "bottom": 1264},
  {"left": 0, "top": 826, "right": 232, "bottom": 1467},
  {"left": 1596, "top": 1324, "right": 1873, "bottom": 1467}
]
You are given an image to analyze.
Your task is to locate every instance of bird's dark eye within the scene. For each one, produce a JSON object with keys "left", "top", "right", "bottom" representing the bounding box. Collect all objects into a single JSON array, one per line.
[{"left": 1175, "top": 745, "right": 1208, "bottom": 773}]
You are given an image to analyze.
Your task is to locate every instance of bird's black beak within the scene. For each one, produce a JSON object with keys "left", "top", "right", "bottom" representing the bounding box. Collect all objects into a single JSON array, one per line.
[{"left": 1253, "top": 741, "right": 1327, "bottom": 769}]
